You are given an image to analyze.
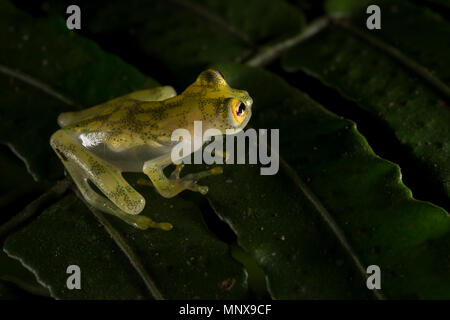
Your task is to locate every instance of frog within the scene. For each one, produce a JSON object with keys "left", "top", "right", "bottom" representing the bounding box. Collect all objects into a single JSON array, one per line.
[{"left": 50, "top": 69, "right": 253, "bottom": 231}]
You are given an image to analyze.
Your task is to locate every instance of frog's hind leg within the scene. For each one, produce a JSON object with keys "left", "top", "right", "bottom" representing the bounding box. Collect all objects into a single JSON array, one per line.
[
  {"left": 50, "top": 130, "right": 172, "bottom": 230},
  {"left": 50, "top": 130, "right": 145, "bottom": 214},
  {"left": 64, "top": 161, "right": 170, "bottom": 230}
]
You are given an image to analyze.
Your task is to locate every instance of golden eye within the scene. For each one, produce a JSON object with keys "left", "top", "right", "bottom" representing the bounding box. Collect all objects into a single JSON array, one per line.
[{"left": 230, "top": 98, "right": 247, "bottom": 124}]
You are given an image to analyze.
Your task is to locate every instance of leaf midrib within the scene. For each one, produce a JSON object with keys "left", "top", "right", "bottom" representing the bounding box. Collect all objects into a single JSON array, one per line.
[
  {"left": 167, "top": 0, "right": 254, "bottom": 47},
  {"left": 333, "top": 18, "right": 450, "bottom": 101},
  {"left": 0, "top": 64, "right": 80, "bottom": 108},
  {"left": 73, "top": 187, "right": 164, "bottom": 300},
  {"left": 278, "top": 155, "right": 385, "bottom": 300}
]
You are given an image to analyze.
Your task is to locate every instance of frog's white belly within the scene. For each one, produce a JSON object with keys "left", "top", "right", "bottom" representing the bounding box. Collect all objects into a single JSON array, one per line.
[{"left": 86, "top": 141, "right": 174, "bottom": 172}]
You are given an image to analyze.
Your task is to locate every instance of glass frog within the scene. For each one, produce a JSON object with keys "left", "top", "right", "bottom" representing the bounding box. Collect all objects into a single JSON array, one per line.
[{"left": 50, "top": 69, "right": 253, "bottom": 231}]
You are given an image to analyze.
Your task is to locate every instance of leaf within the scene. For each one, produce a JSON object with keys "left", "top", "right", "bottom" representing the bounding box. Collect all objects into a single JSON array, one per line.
[
  {"left": 1, "top": 1, "right": 248, "bottom": 300},
  {"left": 325, "top": 0, "right": 450, "bottom": 87},
  {"left": 0, "top": 280, "right": 30, "bottom": 299},
  {"left": 0, "top": 249, "right": 49, "bottom": 297},
  {"left": 4, "top": 194, "right": 149, "bottom": 299},
  {"left": 45, "top": 0, "right": 305, "bottom": 85},
  {"left": 421, "top": 0, "right": 450, "bottom": 10},
  {"left": 209, "top": 164, "right": 372, "bottom": 299},
  {"left": 2, "top": 0, "right": 449, "bottom": 300},
  {"left": 0, "top": 146, "right": 57, "bottom": 241},
  {"left": 4, "top": 186, "right": 248, "bottom": 299},
  {"left": 204, "top": 63, "right": 450, "bottom": 299},
  {"left": 0, "top": 0, "right": 158, "bottom": 181},
  {"left": 0, "top": 147, "right": 50, "bottom": 297},
  {"left": 0, "top": 147, "right": 45, "bottom": 224},
  {"left": 282, "top": 1, "right": 450, "bottom": 199}
]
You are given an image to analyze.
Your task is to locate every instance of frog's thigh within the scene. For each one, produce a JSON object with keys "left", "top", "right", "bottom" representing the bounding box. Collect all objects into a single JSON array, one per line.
[
  {"left": 50, "top": 130, "right": 145, "bottom": 215},
  {"left": 126, "top": 86, "right": 177, "bottom": 101}
]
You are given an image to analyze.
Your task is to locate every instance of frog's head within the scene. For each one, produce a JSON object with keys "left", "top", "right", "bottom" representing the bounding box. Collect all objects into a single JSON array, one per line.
[{"left": 184, "top": 69, "right": 253, "bottom": 135}]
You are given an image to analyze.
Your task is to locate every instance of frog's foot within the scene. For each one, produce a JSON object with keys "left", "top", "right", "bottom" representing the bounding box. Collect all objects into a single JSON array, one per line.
[
  {"left": 143, "top": 158, "right": 223, "bottom": 198},
  {"left": 121, "top": 214, "right": 173, "bottom": 231},
  {"left": 177, "top": 166, "right": 223, "bottom": 195}
]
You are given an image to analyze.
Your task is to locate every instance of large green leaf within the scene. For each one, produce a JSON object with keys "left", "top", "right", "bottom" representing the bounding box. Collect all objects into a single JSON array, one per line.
[
  {"left": 282, "top": 1, "right": 450, "bottom": 199},
  {"left": 44, "top": 0, "right": 305, "bottom": 85},
  {"left": 0, "top": 249, "right": 49, "bottom": 297},
  {"left": 0, "top": 1, "right": 247, "bottom": 300},
  {"left": 0, "top": 280, "right": 31, "bottom": 299},
  {"left": 4, "top": 187, "right": 247, "bottom": 299},
  {"left": 205, "top": 63, "right": 450, "bottom": 299},
  {"left": 208, "top": 164, "right": 371, "bottom": 299},
  {"left": 325, "top": 0, "right": 450, "bottom": 86},
  {"left": 1, "top": 0, "right": 449, "bottom": 300},
  {"left": 0, "top": 148, "right": 44, "bottom": 225}
]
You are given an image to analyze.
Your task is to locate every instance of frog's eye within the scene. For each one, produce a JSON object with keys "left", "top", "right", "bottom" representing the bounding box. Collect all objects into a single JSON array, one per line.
[
  {"left": 229, "top": 98, "right": 247, "bottom": 125},
  {"left": 216, "top": 70, "right": 226, "bottom": 80}
]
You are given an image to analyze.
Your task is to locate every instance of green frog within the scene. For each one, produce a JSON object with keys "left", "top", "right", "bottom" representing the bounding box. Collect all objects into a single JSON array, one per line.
[{"left": 50, "top": 69, "right": 253, "bottom": 231}]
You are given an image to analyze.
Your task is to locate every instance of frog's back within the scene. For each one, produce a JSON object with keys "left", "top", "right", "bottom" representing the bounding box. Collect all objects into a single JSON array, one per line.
[
  {"left": 58, "top": 96, "right": 148, "bottom": 129},
  {"left": 58, "top": 86, "right": 177, "bottom": 128}
]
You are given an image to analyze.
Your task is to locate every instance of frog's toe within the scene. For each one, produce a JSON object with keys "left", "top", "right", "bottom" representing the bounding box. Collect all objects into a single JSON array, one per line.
[
  {"left": 184, "top": 166, "right": 223, "bottom": 182},
  {"left": 193, "top": 184, "right": 209, "bottom": 195},
  {"left": 132, "top": 215, "right": 152, "bottom": 229},
  {"left": 209, "top": 166, "right": 223, "bottom": 175},
  {"left": 170, "top": 163, "right": 185, "bottom": 180},
  {"left": 180, "top": 167, "right": 223, "bottom": 195},
  {"left": 155, "top": 221, "right": 174, "bottom": 231},
  {"left": 179, "top": 179, "right": 208, "bottom": 195},
  {"left": 132, "top": 215, "right": 173, "bottom": 231}
]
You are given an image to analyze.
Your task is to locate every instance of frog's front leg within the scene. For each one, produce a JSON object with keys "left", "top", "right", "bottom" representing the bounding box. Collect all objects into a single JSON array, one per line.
[
  {"left": 143, "top": 156, "right": 223, "bottom": 198},
  {"left": 50, "top": 130, "right": 172, "bottom": 231}
]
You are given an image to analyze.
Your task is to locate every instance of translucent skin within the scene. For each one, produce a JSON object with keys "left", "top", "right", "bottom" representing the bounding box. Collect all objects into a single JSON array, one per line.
[{"left": 50, "top": 69, "right": 253, "bottom": 230}]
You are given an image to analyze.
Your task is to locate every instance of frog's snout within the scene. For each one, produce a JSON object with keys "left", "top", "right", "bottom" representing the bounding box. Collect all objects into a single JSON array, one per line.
[
  {"left": 245, "top": 95, "right": 253, "bottom": 109},
  {"left": 234, "top": 90, "right": 253, "bottom": 110}
]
